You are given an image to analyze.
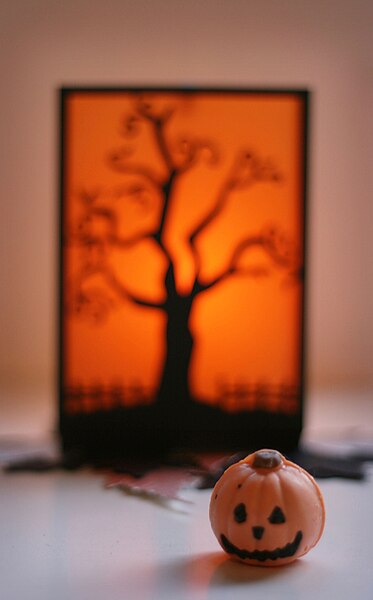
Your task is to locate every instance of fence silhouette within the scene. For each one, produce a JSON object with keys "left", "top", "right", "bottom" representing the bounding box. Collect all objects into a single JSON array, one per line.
[
  {"left": 63, "top": 381, "right": 299, "bottom": 415},
  {"left": 63, "top": 384, "right": 155, "bottom": 414},
  {"left": 215, "top": 381, "right": 299, "bottom": 414}
]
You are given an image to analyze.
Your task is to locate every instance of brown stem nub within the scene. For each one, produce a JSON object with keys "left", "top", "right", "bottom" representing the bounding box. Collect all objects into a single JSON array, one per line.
[{"left": 252, "top": 449, "right": 283, "bottom": 469}]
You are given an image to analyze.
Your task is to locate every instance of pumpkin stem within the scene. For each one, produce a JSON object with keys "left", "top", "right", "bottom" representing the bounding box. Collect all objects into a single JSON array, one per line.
[{"left": 252, "top": 449, "right": 283, "bottom": 469}]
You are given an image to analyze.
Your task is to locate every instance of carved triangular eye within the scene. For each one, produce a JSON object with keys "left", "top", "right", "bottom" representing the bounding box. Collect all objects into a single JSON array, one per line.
[{"left": 268, "top": 506, "right": 286, "bottom": 524}]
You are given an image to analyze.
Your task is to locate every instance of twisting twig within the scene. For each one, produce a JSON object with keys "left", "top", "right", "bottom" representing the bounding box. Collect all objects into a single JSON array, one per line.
[
  {"left": 194, "top": 226, "right": 295, "bottom": 295},
  {"left": 188, "top": 148, "right": 282, "bottom": 282}
]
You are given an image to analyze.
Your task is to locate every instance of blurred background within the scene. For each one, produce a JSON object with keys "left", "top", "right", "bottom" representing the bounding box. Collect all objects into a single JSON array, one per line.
[{"left": 1, "top": 0, "right": 372, "bottom": 438}]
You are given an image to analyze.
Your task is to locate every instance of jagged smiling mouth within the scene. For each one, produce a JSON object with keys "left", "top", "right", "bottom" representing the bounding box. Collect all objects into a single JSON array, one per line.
[{"left": 221, "top": 530, "right": 303, "bottom": 562}]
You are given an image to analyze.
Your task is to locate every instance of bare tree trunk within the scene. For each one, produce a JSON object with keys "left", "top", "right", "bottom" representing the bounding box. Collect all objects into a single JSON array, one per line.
[{"left": 157, "top": 266, "right": 194, "bottom": 410}]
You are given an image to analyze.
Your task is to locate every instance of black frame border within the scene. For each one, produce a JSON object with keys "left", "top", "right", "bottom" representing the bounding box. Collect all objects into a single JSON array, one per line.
[{"left": 58, "top": 86, "right": 310, "bottom": 455}]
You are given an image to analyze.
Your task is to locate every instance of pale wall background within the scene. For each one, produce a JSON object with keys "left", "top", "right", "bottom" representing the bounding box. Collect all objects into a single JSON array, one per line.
[{"left": 1, "top": 1, "right": 372, "bottom": 407}]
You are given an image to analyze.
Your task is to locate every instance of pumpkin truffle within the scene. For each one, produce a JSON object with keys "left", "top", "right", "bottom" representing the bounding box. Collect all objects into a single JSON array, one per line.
[{"left": 209, "top": 449, "right": 325, "bottom": 566}]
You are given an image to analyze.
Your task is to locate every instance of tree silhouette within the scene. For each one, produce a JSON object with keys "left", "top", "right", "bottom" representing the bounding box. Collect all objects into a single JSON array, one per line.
[{"left": 69, "top": 95, "right": 299, "bottom": 413}]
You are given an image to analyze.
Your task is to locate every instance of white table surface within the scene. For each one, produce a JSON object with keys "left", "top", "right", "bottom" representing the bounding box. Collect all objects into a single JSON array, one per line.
[{"left": 1, "top": 388, "right": 373, "bottom": 600}]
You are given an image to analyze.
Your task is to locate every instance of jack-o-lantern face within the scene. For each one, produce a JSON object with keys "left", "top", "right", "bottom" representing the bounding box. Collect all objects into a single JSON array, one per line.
[{"left": 209, "top": 449, "right": 325, "bottom": 566}]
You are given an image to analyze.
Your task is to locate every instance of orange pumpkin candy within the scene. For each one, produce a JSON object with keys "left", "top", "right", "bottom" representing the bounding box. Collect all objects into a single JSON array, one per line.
[{"left": 209, "top": 449, "right": 325, "bottom": 566}]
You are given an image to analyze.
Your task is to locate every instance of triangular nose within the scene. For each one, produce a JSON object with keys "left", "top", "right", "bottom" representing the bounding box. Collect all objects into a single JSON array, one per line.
[{"left": 252, "top": 526, "right": 264, "bottom": 540}]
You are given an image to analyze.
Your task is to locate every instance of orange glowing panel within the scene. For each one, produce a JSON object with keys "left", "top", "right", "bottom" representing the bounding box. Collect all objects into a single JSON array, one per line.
[{"left": 59, "top": 88, "right": 308, "bottom": 457}]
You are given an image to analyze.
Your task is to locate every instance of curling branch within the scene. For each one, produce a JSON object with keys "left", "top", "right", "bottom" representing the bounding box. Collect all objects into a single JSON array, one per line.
[
  {"left": 195, "top": 226, "right": 294, "bottom": 295},
  {"left": 188, "top": 149, "right": 282, "bottom": 281},
  {"left": 175, "top": 138, "right": 219, "bottom": 174},
  {"left": 137, "top": 98, "right": 175, "bottom": 172},
  {"left": 109, "top": 147, "right": 163, "bottom": 187},
  {"left": 103, "top": 268, "right": 165, "bottom": 309}
]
